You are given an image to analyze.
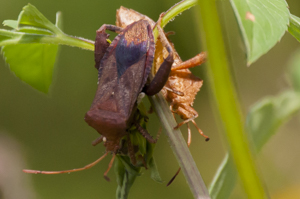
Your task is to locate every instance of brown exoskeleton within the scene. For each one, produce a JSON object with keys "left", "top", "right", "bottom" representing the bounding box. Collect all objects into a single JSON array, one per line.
[
  {"left": 23, "top": 14, "right": 174, "bottom": 181},
  {"left": 116, "top": 6, "right": 209, "bottom": 185},
  {"left": 117, "top": 6, "right": 209, "bottom": 145}
]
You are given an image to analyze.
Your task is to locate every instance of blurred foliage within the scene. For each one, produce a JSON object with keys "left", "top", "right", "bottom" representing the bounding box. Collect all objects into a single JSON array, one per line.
[
  {"left": 288, "top": 48, "right": 300, "bottom": 92},
  {"left": 210, "top": 90, "right": 300, "bottom": 199},
  {"left": 289, "top": 15, "right": 300, "bottom": 43},
  {"left": 209, "top": 7, "right": 300, "bottom": 196},
  {"left": 230, "top": 0, "right": 290, "bottom": 65}
]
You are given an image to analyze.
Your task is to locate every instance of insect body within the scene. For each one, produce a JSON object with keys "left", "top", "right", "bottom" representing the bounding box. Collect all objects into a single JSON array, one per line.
[
  {"left": 116, "top": 7, "right": 209, "bottom": 185},
  {"left": 154, "top": 37, "right": 209, "bottom": 142},
  {"left": 116, "top": 6, "right": 209, "bottom": 144},
  {"left": 85, "top": 20, "right": 155, "bottom": 153},
  {"left": 24, "top": 15, "right": 174, "bottom": 180},
  {"left": 85, "top": 17, "right": 173, "bottom": 153}
]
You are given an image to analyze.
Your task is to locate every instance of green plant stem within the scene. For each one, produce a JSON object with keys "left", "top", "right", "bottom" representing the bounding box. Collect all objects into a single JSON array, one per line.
[
  {"left": 0, "top": 29, "right": 94, "bottom": 50},
  {"left": 150, "top": 1, "right": 212, "bottom": 198},
  {"left": 197, "top": 1, "right": 267, "bottom": 198},
  {"left": 58, "top": 34, "right": 94, "bottom": 50},
  {"left": 149, "top": 94, "right": 210, "bottom": 199},
  {"left": 153, "top": 0, "right": 197, "bottom": 39},
  {"left": 162, "top": 0, "right": 197, "bottom": 27}
]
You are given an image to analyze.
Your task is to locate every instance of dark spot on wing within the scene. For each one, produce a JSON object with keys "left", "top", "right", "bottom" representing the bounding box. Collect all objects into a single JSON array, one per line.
[{"left": 116, "top": 37, "right": 148, "bottom": 78}]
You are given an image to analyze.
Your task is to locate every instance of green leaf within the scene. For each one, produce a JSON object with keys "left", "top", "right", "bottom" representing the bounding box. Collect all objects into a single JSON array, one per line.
[
  {"left": 0, "top": 29, "right": 23, "bottom": 44},
  {"left": 230, "top": 0, "right": 290, "bottom": 64},
  {"left": 209, "top": 91, "right": 300, "bottom": 199},
  {"left": 3, "top": 20, "right": 18, "bottom": 29},
  {"left": 17, "top": 27, "right": 53, "bottom": 35},
  {"left": 115, "top": 157, "right": 126, "bottom": 189},
  {"left": 288, "top": 48, "right": 300, "bottom": 92},
  {"left": 114, "top": 111, "right": 162, "bottom": 198},
  {"left": 247, "top": 90, "right": 300, "bottom": 152},
  {"left": 0, "top": 5, "right": 93, "bottom": 49},
  {"left": 17, "top": 4, "right": 62, "bottom": 35},
  {"left": 115, "top": 156, "right": 140, "bottom": 199},
  {"left": 0, "top": 4, "right": 94, "bottom": 92},
  {"left": 208, "top": 154, "right": 236, "bottom": 199},
  {"left": 129, "top": 131, "right": 147, "bottom": 155},
  {"left": 55, "top": 12, "right": 63, "bottom": 29},
  {"left": 288, "top": 15, "right": 300, "bottom": 43},
  {"left": 0, "top": 4, "right": 64, "bottom": 93},
  {"left": 0, "top": 31, "right": 13, "bottom": 43},
  {"left": 148, "top": 157, "right": 163, "bottom": 183},
  {"left": 0, "top": 30, "right": 60, "bottom": 46},
  {"left": 2, "top": 43, "right": 58, "bottom": 93}
]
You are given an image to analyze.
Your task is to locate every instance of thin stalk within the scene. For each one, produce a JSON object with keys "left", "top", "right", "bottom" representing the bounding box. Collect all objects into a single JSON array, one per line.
[
  {"left": 150, "top": 1, "right": 211, "bottom": 198},
  {"left": 197, "top": 1, "right": 267, "bottom": 198},
  {"left": 149, "top": 94, "right": 210, "bottom": 199},
  {"left": 153, "top": 0, "right": 197, "bottom": 39},
  {"left": 0, "top": 29, "right": 94, "bottom": 50},
  {"left": 57, "top": 34, "right": 94, "bottom": 50}
]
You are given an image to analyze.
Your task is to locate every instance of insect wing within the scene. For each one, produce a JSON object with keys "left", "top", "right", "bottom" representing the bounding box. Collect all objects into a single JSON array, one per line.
[{"left": 90, "top": 20, "right": 154, "bottom": 120}]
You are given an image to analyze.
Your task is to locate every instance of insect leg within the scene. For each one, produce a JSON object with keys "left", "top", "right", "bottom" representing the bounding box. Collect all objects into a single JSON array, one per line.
[
  {"left": 97, "top": 24, "right": 123, "bottom": 34},
  {"left": 173, "top": 104, "right": 209, "bottom": 141},
  {"left": 92, "top": 135, "right": 104, "bottom": 146},
  {"left": 137, "top": 155, "right": 148, "bottom": 169},
  {"left": 171, "top": 52, "right": 207, "bottom": 71},
  {"left": 175, "top": 115, "right": 210, "bottom": 141},
  {"left": 103, "top": 153, "right": 116, "bottom": 181},
  {"left": 170, "top": 104, "right": 192, "bottom": 145},
  {"left": 127, "top": 133, "right": 137, "bottom": 166},
  {"left": 94, "top": 25, "right": 110, "bottom": 70},
  {"left": 191, "top": 120, "right": 209, "bottom": 141},
  {"left": 94, "top": 25, "right": 124, "bottom": 70},
  {"left": 164, "top": 31, "right": 176, "bottom": 37},
  {"left": 167, "top": 168, "right": 181, "bottom": 186},
  {"left": 174, "top": 114, "right": 197, "bottom": 129},
  {"left": 136, "top": 110, "right": 149, "bottom": 122},
  {"left": 144, "top": 14, "right": 174, "bottom": 96},
  {"left": 148, "top": 106, "right": 154, "bottom": 114},
  {"left": 165, "top": 86, "right": 184, "bottom": 96},
  {"left": 187, "top": 123, "right": 192, "bottom": 147},
  {"left": 101, "top": 25, "right": 123, "bottom": 33},
  {"left": 134, "top": 122, "right": 161, "bottom": 144},
  {"left": 169, "top": 103, "right": 177, "bottom": 114}
]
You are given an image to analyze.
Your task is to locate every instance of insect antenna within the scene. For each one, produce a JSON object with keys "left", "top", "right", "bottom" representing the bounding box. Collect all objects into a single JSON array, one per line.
[{"left": 23, "top": 152, "right": 108, "bottom": 174}]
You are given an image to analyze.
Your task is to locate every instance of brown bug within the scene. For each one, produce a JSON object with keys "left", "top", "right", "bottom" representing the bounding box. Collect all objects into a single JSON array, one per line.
[
  {"left": 116, "top": 6, "right": 209, "bottom": 185},
  {"left": 23, "top": 14, "right": 173, "bottom": 181},
  {"left": 117, "top": 6, "right": 209, "bottom": 145}
]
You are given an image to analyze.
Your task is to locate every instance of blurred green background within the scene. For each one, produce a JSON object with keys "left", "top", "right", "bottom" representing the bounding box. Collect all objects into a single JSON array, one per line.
[{"left": 1, "top": 0, "right": 300, "bottom": 198}]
